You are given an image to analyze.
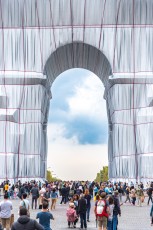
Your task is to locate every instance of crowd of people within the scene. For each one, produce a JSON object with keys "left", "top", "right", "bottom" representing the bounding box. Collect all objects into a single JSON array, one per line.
[{"left": 0, "top": 180, "right": 152, "bottom": 229}]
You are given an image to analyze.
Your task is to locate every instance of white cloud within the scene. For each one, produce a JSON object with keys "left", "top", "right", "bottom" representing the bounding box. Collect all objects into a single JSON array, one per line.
[
  {"left": 47, "top": 123, "right": 108, "bottom": 181},
  {"left": 68, "top": 74, "right": 107, "bottom": 121},
  {"left": 47, "top": 123, "right": 78, "bottom": 145}
]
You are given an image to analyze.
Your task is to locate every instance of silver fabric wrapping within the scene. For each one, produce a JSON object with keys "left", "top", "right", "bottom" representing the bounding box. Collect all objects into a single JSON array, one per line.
[{"left": 0, "top": 0, "right": 153, "bottom": 182}]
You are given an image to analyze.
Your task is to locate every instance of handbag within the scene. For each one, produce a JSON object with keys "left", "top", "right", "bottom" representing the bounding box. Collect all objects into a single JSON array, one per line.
[
  {"left": 17, "top": 192, "right": 22, "bottom": 199},
  {"left": 22, "top": 200, "right": 30, "bottom": 217},
  {"left": 39, "top": 204, "right": 42, "bottom": 209},
  {"left": 141, "top": 196, "right": 144, "bottom": 203},
  {"left": 10, "top": 214, "right": 14, "bottom": 227}
]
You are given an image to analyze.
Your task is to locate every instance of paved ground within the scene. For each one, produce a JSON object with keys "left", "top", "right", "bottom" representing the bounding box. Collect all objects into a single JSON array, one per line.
[{"left": 2, "top": 196, "right": 153, "bottom": 230}]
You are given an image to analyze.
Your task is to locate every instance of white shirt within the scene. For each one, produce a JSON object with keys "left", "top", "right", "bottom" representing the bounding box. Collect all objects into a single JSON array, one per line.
[
  {"left": 0, "top": 200, "right": 12, "bottom": 218},
  {"left": 20, "top": 199, "right": 30, "bottom": 210}
]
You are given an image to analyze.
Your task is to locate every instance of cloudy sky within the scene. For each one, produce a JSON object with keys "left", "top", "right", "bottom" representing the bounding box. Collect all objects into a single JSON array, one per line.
[{"left": 47, "top": 68, "right": 108, "bottom": 181}]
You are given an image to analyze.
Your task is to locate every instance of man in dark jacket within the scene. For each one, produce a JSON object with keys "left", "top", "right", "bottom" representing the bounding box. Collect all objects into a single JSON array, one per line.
[
  {"left": 147, "top": 185, "right": 153, "bottom": 205},
  {"left": 18, "top": 185, "right": 25, "bottom": 200},
  {"left": 78, "top": 194, "right": 87, "bottom": 229},
  {"left": 60, "top": 185, "right": 67, "bottom": 204},
  {"left": 31, "top": 184, "right": 39, "bottom": 209},
  {"left": 11, "top": 207, "right": 44, "bottom": 230}
]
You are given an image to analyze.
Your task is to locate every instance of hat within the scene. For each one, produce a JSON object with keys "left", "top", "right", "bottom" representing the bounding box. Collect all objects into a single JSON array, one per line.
[{"left": 69, "top": 202, "right": 75, "bottom": 207}]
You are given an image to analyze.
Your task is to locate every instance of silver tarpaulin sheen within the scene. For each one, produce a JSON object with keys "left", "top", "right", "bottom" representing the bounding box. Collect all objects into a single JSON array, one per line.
[{"left": 0, "top": 0, "right": 153, "bottom": 183}]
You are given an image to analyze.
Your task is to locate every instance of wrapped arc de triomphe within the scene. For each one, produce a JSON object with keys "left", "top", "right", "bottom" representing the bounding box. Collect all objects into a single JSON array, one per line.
[{"left": 0, "top": 0, "right": 153, "bottom": 183}]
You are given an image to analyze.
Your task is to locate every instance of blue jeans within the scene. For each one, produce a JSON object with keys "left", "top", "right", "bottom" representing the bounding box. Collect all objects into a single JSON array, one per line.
[
  {"left": 80, "top": 213, "right": 87, "bottom": 228},
  {"left": 86, "top": 205, "right": 91, "bottom": 220},
  {"left": 113, "top": 215, "right": 118, "bottom": 230},
  {"left": 107, "top": 220, "right": 113, "bottom": 230}
]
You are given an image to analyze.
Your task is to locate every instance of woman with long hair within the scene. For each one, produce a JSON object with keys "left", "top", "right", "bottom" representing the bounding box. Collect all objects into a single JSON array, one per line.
[{"left": 84, "top": 189, "right": 92, "bottom": 222}]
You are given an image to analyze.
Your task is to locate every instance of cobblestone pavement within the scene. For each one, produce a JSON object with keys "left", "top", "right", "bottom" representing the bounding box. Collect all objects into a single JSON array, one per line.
[{"left": 3, "top": 196, "right": 153, "bottom": 230}]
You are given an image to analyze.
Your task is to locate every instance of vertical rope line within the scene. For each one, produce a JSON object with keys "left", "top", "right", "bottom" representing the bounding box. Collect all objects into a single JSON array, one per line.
[
  {"left": 83, "top": 0, "right": 86, "bottom": 43},
  {"left": 35, "top": 0, "right": 45, "bottom": 177},
  {"left": 49, "top": 0, "right": 56, "bottom": 50},
  {"left": 70, "top": 0, "right": 74, "bottom": 68},
  {"left": 17, "top": 0, "right": 26, "bottom": 181},
  {"left": 0, "top": 0, "right": 7, "bottom": 180},
  {"left": 35, "top": 0, "right": 43, "bottom": 71},
  {"left": 112, "top": 0, "right": 121, "bottom": 178},
  {"left": 112, "top": 0, "right": 121, "bottom": 72},
  {"left": 49, "top": 0, "right": 61, "bottom": 77},
  {"left": 93, "top": 0, "right": 107, "bottom": 77},
  {"left": 132, "top": 0, "right": 138, "bottom": 181},
  {"left": 82, "top": 0, "right": 87, "bottom": 68},
  {"left": 98, "top": 0, "right": 106, "bottom": 49}
]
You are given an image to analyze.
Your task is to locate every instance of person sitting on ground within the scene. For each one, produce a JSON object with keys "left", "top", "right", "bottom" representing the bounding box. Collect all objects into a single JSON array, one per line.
[
  {"left": 11, "top": 207, "right": 44, "bottom": 230},
  {"left": 36, "top": 201, "right": 54, "bottom": 230}
]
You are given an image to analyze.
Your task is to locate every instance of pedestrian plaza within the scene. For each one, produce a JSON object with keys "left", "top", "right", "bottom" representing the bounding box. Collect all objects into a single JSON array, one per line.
[{"left": 4, "top": 195, "right": 152, "bottom": 230}]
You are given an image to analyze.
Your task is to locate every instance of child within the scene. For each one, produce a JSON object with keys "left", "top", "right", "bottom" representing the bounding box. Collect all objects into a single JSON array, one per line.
[{"left": 66, "top": 202, "right": 78, "bottom": 228}]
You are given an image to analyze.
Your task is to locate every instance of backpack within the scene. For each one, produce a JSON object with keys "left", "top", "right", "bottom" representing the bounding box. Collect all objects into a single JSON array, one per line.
[
  {"left": 66, "top": 208, "right": 77, "bottom": 222},
  {"left": 96, "top": 200, "right": 108, "bottom": 218}
]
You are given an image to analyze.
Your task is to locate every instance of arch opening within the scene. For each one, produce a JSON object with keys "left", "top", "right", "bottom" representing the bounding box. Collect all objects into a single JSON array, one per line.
[
  {"left": 47, "top": 68, "right": 108, "bottom": 180},
  {"left": 43, "top": 42, "right": 112, "bottom": 180}
]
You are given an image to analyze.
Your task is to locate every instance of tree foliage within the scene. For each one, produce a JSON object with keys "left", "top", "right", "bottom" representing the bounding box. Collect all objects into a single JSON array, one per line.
[
  {"left": 95, "top": 166, "right": 108, "bottom": 182},
  {"left": 46, "top": 170, "right": 61, "bottom": 182},
  {"left": 46, "top": 170, "right": 52, "bottom": 182}
]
